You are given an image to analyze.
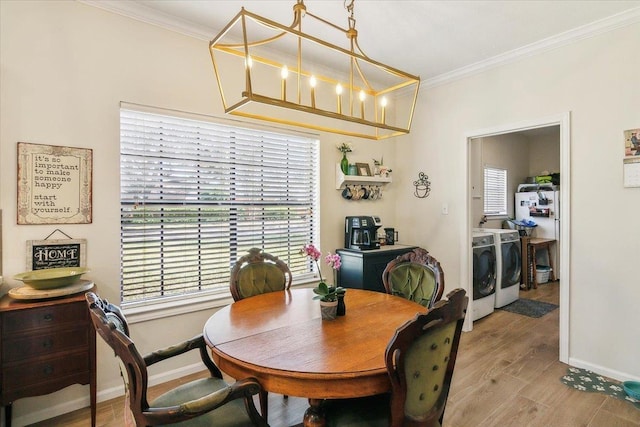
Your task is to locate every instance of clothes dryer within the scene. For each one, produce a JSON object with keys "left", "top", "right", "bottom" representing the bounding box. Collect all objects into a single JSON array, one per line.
[
  {"left": 471, "top": 231, "right": 497, "bottom": 321},
  {"left": 488, "top": 229, "right": 522, "bottom": 307}
]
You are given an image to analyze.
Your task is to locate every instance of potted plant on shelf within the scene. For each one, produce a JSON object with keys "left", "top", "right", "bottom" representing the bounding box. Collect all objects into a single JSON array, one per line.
[
  {"left": 337, "top": 142, "right": 353, "bottom": 175},
  {"left": 301, "top": 244, "right": 345, "bottom": 320}
]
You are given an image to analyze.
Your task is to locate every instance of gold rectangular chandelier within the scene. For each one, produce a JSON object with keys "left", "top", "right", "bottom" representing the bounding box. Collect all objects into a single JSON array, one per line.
[{"left": 209, "top": 0, "right": 420, "bottom": 140}]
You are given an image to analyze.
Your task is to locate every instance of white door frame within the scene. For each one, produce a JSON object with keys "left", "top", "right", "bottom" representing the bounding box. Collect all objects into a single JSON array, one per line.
[{"left": 463, "top": 112, "right": 570, "bottom": 364}]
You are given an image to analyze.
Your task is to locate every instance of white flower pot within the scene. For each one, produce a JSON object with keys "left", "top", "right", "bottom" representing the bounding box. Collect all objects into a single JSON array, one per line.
[{"left": 319, "top": 300, "right": 338, "bottom": 320}]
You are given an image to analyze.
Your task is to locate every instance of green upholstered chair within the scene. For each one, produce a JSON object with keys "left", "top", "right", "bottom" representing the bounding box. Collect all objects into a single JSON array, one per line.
[
  {"left": 324, "top": 288, "right": 468, "bottom": 427},
  {"left": 230, "top": 248, "right": 292, "bottom": 302},
  {"left": 85, "top": 292, "right": 268, "bottom": 427},
  {"left": 229, "top": 248, "right": 293, "bottom": 420},
  {"left": 382, "top": 248, "right": 445, "bottom": 308}
]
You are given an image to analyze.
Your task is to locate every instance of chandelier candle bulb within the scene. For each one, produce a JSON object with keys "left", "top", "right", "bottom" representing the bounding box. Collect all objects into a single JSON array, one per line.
[
  {"left": 359, "top": 90, "right": 366, "bottom": 119},
  {"left": 380, "top": 97, "right": 387, "bottom": 124},
  {"left": 310, "top": 75, "right": 317, "bottom": 108},
  {"left": 281, "top": 66, "right": 288, "bottom": 101},
  {"left": 336, "top": 84, "right": 343, "bottom": 114}
]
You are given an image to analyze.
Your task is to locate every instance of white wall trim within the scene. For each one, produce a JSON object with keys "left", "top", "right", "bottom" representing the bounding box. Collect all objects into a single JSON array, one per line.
[
  {"left": 13, "top": 362, "right": 206, "bottom": 426},
  {"left": 422, "top": 7, "right": 640, "bottom": 89},
  {"left": 463, "top": 112, "right": 571, "bottom": 365},
  {"left": 569, "top": 358, "right": 640, "bottom": 383},
  {"left": 77, "top": 1, "right": 640, "bottom": 92},
  {"left": 78, "top": 0, "right": 216, "bottom": 40},
  {"left": 558, "top": 113, "right": 571, "bottom": 364}
]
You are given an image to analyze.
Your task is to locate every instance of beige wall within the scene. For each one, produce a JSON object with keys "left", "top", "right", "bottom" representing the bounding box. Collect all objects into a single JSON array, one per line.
[
  {"left": 528, "top": 131, "right": 561, "bottom": 177},
  {"left": 470, "top": 134, "right": 531, "bottom": 229},
  {"left": 396, "top": 11, "right": 639, "bottom": 386},
  {"left": 0, "top": 2, "right": 401, "bottom": 424},
  {"left": 470, "top": 130, "right": 560, "bottom": 230},
  {"left": 1, "top": 1, "right": 639, "bottom": 424}
]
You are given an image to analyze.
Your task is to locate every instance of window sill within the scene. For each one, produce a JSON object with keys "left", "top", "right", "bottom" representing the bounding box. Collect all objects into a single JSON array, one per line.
[
  {"left": 484, "top": 214, "right": 509, "bottom": 220},
  {"left": 123, "top": 279, "right": 318, "bottom": 324},
  {"left": 123, "top": 291, "right": 234, "bottom": 324}
]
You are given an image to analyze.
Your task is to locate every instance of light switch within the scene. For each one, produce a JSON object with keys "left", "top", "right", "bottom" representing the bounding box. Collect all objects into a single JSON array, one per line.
[{"left": 442, "top": 203, "right": 449, "bottom": 215}]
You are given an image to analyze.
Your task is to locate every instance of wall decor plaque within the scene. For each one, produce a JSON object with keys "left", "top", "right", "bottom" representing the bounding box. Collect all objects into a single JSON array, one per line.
[
  {"left": 26, "top": 238, "right": 87, "bottom": 270},
  {"left": 17, "top": 142, "right": 93, "bottom": 224},
  {"left": 623, "top": 128, "right": 640, "bottom": 188}
]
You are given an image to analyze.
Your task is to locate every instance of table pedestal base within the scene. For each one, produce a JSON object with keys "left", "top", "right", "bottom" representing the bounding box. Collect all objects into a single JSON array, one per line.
[{"left": 303, "top": 399, "right": 326, "bottom": 427}]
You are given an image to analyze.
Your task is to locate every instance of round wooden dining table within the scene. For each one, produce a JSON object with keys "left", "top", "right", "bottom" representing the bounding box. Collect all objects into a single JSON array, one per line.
[{"left": 203, "top": 288, "right": 425, "bottom": 426}]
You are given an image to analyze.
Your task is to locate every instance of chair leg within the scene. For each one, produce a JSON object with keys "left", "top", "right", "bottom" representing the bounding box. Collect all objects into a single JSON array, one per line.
[{"left": 259, "top": 390, "right": 268, "bottom": 421}]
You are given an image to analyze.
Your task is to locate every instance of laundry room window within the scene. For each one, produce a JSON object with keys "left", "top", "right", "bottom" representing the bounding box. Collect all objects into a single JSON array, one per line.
[{"left": 484, "top": 166, "right": 507, "bottom": 216}]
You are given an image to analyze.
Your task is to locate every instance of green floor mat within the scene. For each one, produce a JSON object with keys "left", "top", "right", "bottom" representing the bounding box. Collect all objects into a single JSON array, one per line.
[
  {"left": 561, "top": 367, "right": 640, "bottom": 409},
  {"left": 498, "top": 298, "right": 558, "bottom": 318}
]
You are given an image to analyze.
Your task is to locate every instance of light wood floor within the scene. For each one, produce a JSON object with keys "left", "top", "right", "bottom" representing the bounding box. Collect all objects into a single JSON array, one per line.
[{"left": 28, "top": 281, "right": 639, "bottom": 427}]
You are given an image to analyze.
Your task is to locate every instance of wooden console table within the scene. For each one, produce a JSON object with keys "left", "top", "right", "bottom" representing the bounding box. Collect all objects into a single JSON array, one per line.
[
  {"left": 521, "top": 237, "right": 556, "bottom": 289},
  {"left": 0, "top": 287, "right": 96, "bottom": 427}
]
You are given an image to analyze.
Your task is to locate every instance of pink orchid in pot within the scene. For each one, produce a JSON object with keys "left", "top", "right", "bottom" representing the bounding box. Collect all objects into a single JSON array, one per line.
[{"left": 301, "top": 244, "right": 345, "bottom": 320}]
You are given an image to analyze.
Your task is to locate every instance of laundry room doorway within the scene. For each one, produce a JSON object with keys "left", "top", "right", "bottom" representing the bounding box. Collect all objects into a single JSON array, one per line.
[{"left": 464, "top": 113, "right": 571, "bottom": 364}]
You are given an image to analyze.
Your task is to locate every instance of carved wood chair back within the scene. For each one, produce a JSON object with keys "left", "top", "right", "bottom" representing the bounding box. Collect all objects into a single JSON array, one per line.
[
  {"left": 382, "top": 247, "right": 445, "bottom": 308},
  {"left": 85, "top": 292, "right": 268, "bottom": 427},
  {"left": 324, "top": 288, "right": 468, "bottom": 427},
  {"left": 385, "top": 288, "right": 468, "bottom": 426},
  {"left": 230, "top": 247, "right": 292, "bottom": 301}
]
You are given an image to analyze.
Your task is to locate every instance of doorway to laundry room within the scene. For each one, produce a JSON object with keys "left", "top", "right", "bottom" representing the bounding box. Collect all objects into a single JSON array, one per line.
[{"left": 465, "top": 114, "right": 570, "bottom": 364}]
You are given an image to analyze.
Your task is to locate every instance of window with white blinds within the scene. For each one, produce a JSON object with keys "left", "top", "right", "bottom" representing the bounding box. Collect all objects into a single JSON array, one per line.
[
  {"left": 483, "top": 166, "right": 507, "bottom": 216},
  {"left": 120, "top": 108, "right": 319, "bottom": 305}
]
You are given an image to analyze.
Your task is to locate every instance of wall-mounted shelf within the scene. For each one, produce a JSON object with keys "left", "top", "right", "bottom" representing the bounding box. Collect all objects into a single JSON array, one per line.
[{"left": 335, "top": 164, "right": 392, "bottom": 189}]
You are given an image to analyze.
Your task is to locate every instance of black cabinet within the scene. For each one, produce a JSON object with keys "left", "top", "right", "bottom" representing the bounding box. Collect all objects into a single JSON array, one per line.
[{"left": 337, "top": 245, "right": 418, "bottom": 293}]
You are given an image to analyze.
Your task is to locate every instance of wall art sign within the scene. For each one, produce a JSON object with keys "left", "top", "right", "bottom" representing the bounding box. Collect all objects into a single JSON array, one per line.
[
  {"left": 624, "top": 128, "right": 640, "bottom": 157},
  {"left": 17, "top": 142, "right": 93, "bottom": 224},
  {"left": 26, "top": 238, "right": 87, "bottom": 270},
  {"left": 623, "top": 128, "right": 640, "bottom": 188}
]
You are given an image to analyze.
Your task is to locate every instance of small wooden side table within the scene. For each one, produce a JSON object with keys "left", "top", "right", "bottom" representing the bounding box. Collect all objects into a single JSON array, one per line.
[
  {"left": 520, "top": 236, "right": 530, "bottom": 288},
  {"left": 0, "top": 286, "right": 97, "bottom": 427},
  {"left": 526, "top": 238, "right": 556, "bottom": 289}
]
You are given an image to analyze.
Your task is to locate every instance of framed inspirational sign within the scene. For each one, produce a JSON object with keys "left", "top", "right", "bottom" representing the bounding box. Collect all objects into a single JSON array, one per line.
[
  {"left": 17, "top": 142, "right": 93, "bottom": 224},
  {"left": 27, "top": 239, "right": 87, "bottom": 270}
]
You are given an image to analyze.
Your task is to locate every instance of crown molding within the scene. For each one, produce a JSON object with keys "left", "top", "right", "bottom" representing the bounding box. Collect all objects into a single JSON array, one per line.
[
  {"left": 78, "top": 1, "right": 639, "bottom": 90},
  {"left": 421, "top": 6, "right": 640, "bottom": 90},
  {"left": 78, "top": 0, "right": 214, "bottom": 40}
]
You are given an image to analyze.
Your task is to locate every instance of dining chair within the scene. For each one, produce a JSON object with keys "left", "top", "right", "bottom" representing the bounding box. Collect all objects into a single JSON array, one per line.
[
  {"left": 229, "top": 248, "right": 293, "bottom": 420},
  {"left": 382, "top": 247, "right": 445, "bottom": 308},
  {"left": 323, "top": 288, "right": 468, "bottom": 427},
  {"left": 85, "top": 292, "right": 269, "bottom": 427},
  {"left": 230, "top": 247, "right": 292, "bottom": 302}
]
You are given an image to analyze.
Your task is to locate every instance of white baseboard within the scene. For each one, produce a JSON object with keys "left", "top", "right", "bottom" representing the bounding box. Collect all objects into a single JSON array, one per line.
[
  {"left": 12, "top": 362, "right": 205, "bottom": 427},
  {"left": 568, "top": 357, "right": 640, "bottom": 383}
]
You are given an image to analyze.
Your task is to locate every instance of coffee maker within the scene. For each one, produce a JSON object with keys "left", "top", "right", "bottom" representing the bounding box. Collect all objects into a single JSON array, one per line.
[{"left": 344, "top": 216, "right": 382, "bottom": 250}]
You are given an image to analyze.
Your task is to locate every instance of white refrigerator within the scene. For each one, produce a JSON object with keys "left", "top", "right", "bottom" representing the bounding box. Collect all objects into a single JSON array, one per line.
[{"left": 515, "top": 190, "right": 560, "bottom": 278}]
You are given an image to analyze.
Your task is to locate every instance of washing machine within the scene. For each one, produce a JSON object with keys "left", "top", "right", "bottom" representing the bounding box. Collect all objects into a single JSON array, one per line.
[
  {"left": 471, "top": 231, "right": 497, "bottom": 321},
  {"left": 488, "top": 229, "right": 522, "bottom": 308}
]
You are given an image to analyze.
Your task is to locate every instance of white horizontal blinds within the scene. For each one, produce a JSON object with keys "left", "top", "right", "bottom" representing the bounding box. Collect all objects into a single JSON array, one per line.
[
  {"left": 484, "top": 166, "right": 507, "bottom": 215},
  {"left": 120, "top": 109, "right": 319, "bottom": 304}
]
